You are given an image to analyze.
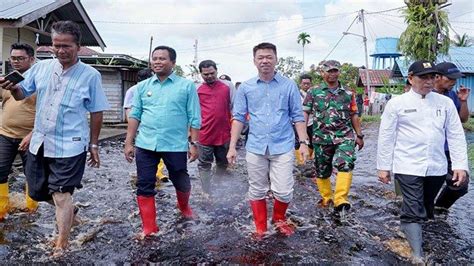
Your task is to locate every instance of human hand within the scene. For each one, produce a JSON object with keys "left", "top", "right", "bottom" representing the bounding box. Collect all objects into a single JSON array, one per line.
[
  {"left": 227, "top": 147, "right": 237, "bottom": 166},
  {"left": 457, "top": 85, "right": 470, "bottom": 102},
  {"left": 378, "top": 170, "right": 391, "bottom": 184},
  {"left": 124, "top": 142, "right": 135, "bottom": 163},
  {"left": 87, "top": 147, "right": 100, "bottom": 168},
  {"left": 451, "top": 170, "right": 467, "bottom": 187},
  {"left": 299, "top": 144, "right": 310, "bottom": 163},
  {"left": 18, "top": 132, "right": 32, "bottom": 151},
  {"left": 188, "top": 144, "right": 198, "bottom": 162},
  {"left": 356, "top": 138, "right": 364, "bottom": 150}
]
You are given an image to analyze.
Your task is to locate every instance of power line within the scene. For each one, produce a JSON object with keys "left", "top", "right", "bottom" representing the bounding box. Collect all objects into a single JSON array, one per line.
[
  {"left": 370, "top": 13, "right": 406, "bottom": 30},
  {"left": 178, "top": 14, "right": 347, "bottom": 53},
  {"left": 366, "top": 6, "right": 405, "bottom": 15},
  {"left": 92, "top": 11, "right": 356, "bottom": 25},
  {"left": 322, "top": 15, "right": 358, "bottom": 60}
]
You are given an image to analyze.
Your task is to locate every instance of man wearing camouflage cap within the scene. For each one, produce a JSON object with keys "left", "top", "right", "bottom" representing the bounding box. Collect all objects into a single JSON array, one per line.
[{"left": 303, "top": 60, "right": 364, "bottom": 215}]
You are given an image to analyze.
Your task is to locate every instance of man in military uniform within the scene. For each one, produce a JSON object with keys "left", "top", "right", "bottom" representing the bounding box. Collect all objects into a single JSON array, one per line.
[{"left": 303, "top": 60, "right": 364, "bottom": 214}]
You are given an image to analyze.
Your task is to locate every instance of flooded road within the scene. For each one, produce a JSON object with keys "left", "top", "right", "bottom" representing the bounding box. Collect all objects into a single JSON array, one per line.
[{"left": 1, "top": 122, "right": 472, "bottom": 263}]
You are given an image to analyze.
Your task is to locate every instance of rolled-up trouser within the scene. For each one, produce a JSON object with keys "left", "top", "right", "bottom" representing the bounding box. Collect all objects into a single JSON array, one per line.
[
  {"left": 135, "top": 147, "right": 190, "bottom": 196},
  {"left": 197, "top": 142, "right": 229, "bottom": 173},
  {"left": 395, "top": 173, "right": 446, "bottom": 223},
  {"left": 246, "top": 150, "right": 294, "bottom": 203}
]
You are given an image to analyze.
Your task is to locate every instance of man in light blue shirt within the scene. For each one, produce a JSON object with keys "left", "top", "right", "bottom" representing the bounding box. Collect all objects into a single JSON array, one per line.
[
  {"left": 227, "top": 42, "right": 309, "bottom": 238},
  {"left": 124, "top": 46, "right": 201, "bottom": 237},
  {"left": 0, "top": 21, "right": 109, "bottom": 253}
]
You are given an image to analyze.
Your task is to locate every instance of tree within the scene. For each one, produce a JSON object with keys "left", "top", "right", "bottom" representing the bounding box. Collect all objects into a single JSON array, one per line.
[
  {"left": 174, "top": 65, "right": 185, "bottom": 77},
  {"left": 339, "top": 63, "right": 359, "bottom": 90},
  {"left": 297, "top": 32, "right": 311, "bottom": 72},
  {"left": 276, "top": 56, "right": 303, "bottom": 80},
  {"left": 451, "top": 33, "right": 473, "bottom": 47},
  {"left": 398, "top": 0, "right": 450, "bottom": 61}
]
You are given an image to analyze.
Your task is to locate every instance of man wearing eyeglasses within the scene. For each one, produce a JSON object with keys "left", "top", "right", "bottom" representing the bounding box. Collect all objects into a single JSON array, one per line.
[
  {"left": 377, "top": 60, "right": 468, "bottom": 263},
  {"left": 0, "top": 43, "right": 37, "bottom": 220}
]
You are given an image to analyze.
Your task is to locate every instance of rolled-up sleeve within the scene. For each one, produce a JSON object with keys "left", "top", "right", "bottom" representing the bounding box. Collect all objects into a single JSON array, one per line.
[
  {"left": 232, "top": 85, "right": 247, "bottom": 123},
  {"left": 129, "top": 83, "right": 143, "bottom": 121},
  {"left": 377, "top": 100, "right": 398, "bottom": 171},
  {"left": 187, "top": 82, "right": 201, "bottom": 129},
  {"left": 289, "top": 82, "right": 305, "bottom": 123}
]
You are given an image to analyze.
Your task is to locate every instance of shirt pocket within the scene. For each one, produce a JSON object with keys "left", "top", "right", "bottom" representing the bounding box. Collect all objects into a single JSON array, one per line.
[
  {"left": 432, "top": 105, "right": 447, "bottom": 129},
  {"left": 278, "top": 92, "right": 289, "bottom": 112}
]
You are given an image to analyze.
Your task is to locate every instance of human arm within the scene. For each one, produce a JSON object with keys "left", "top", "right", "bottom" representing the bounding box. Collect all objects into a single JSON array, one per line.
[
  {"left": 88, "top": 112, "right": 103, "bottom": 168},
  {"left": 457, "top": 85, "right": 470, "bottom": 123},
  {"left": 351, "top": 114, "right": 364, "bottom": 150},
  {"left": 294, "top": 121, "right": 309, "bottom": 162},
  {"left": 124, "top": 118, "right": 139, "bottom": 163},
  {"left": 376, "top": 100, "right": 398, "bottom": 183},
  {"left": 227, "top": 120, "right": 245, "bottom": 166},
  {"left": 188, "top": 127, "right": 199, "bottom": 162},
  {"left": 18, "top": 131, "right": 33, "bottom": 151},
  {"left": 446, "top": 101, "right": 469, "bottom": 186}
]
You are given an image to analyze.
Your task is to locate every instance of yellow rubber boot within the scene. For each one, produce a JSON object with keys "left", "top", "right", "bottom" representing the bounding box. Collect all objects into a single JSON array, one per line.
[
  {"left": 294, "top": 149, "right": 304, "bottom": 166},
  {"left": 155, "top": 159, "right": 168, "bottom": 182},
  {"left": 25, "top": 184, "right": 38, "bottom": 212},
  {"left": 334, "top": 171, "right": 353, "bottom": 208},
  {"left": 315, "top": 178, "right": 333, "bottom": 207},
  {"left": 0, "top": 183, "right": 9, "bottom": 220}
]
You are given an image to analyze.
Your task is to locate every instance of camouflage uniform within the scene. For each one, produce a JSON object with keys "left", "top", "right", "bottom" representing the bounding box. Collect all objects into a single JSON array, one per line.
[{"left": 302, "top": 82, "right": 358, "bottom": 178}]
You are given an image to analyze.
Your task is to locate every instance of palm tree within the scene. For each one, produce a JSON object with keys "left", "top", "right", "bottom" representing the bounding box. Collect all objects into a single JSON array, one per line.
[
  {"left": 451, "top": 33, "right": 473, "bottom": 47},
  {"left": 297, "top": 32, "right": 311, "bottom": 72}
]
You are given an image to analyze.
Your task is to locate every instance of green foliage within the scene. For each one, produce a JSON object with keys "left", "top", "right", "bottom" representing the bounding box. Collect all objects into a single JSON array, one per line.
[
  {"left": 295, "top": 62, "right": 359, "bottom": 89},
  {"left": 376, "top": 76, "right": 405, "bottom": 95},
  {"left": 463, "top": 117, "right": 474, "bottom": 131},
  {"left": 361, "top": 114, "right": 381, "bottom": 123},
  {"left": 398, "top": 1, "right": 450, "bottom": 61},
  {"left": 277, "top": 56, "right": 303, "bottom": 79},
  {"left": 451, "top": 33, "right": 473, "bottom": 47},
  {"left": 297, "top": 32, "right": 311, "bottom": 47},
  {"left": 174, "top": 65, "right": 185, "bottom": 77}
]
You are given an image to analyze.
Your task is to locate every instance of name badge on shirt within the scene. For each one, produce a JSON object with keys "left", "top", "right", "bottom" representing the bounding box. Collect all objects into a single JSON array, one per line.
[
  {"left": 72, "top": 137, "right": 81, "bottom": 141},
  {"left": 404, "top": 109, "right": 417, "bottom": 113}
]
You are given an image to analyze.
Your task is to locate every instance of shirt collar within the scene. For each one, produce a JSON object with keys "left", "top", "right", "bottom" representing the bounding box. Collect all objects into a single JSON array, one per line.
[
  {"left": 151, "top": 71, "right": 177, "bottom": 83},
  {"left": 254, "top": 72, "right": 282, "bottom": 84},
  {"left": 408, "top": 88, "right": 432, "bottom": 99}
]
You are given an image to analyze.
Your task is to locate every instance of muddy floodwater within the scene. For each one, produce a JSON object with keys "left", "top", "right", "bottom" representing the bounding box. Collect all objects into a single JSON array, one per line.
[{"left": 1, "top": 122, "right": 473, "bottom": 264}]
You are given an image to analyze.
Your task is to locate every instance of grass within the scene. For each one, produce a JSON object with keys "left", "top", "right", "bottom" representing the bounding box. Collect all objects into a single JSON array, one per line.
[
  {"left": 361, "top": 114, "right": 381, "bottom": 123},
  {"left": 463, "top": 117, "right": 474, "bottom": 132}
]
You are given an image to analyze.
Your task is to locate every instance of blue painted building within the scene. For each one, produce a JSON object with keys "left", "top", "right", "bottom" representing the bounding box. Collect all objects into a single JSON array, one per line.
[{"left": 393, "top": 46, "right": 474, "bottom": 114}]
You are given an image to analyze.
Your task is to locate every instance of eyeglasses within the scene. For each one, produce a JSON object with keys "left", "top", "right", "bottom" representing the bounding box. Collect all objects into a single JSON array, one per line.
[{"left": 9, "top": 56, "right": 29, "bottom": 62}]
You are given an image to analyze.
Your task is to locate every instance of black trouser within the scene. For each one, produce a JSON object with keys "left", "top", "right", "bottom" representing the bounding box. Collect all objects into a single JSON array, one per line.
[
  {"left": 435, "top": 151, "right": 469, "bottom": 209},
  {"left": 395, "top": 174, "right": 446, "bottom": 223},
  {"left": 0, "top": 134, "right": 27, "bottom": 183}
]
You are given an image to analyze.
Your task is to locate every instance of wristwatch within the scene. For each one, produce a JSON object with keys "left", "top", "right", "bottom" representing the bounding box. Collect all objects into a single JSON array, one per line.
[
  {"left": 356, "top": 134, "right": 364, "bottom": 140},
  {"left": 189, "top": 141, "right": 199, "bottom": 146},
  {"left": 299, "top": 139, "right": 310, "bottom": 146},
  {"left": 89, "top": 143, "right": 99, "bottom": 149}
]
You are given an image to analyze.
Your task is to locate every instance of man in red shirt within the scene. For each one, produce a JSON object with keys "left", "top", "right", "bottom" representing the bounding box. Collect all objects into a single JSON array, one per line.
[{"left": 197, "top": 60, "right": 233, "bottom": 197}]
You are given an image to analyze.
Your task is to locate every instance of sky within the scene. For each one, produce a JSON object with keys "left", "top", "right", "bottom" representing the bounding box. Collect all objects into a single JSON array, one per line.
[{"left": 81, "top": 0, "right": 474, "bottom": 82}]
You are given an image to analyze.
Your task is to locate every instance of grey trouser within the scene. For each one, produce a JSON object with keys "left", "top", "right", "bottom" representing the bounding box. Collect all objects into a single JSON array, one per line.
[
  {"left": 246, "top": 150, "right": 294, "bottom": 203},
  {"left": 395, "top": 173, "right": 446, "bottom": 223}
]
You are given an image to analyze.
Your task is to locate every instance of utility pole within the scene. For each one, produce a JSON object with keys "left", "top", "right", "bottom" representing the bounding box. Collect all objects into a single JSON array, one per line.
[
  {"left": 192, "top": 39, "right": 199, "bottom": 82},
  {"left": 148, "top": 36, "right": 153, "bottom": 67},
  {"left": 360, "top": 9, "right": 371, "bottom": 115}
]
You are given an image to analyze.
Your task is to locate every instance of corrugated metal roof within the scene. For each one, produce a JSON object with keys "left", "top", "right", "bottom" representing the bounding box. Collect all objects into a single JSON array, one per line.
[
  {"left": 0, "top": 0, "right": 56, "bottom": 19},
  {"left": 438, "top": 47, "right": 474, "bottom": 74},
  {"left": 358, "top": 69, "right": 393, "bottom": 86}
]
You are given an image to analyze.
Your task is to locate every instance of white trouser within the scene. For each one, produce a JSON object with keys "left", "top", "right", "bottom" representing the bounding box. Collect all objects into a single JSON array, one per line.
[{"left": 246, "top": 150, "right": 295, "bottom": 203}]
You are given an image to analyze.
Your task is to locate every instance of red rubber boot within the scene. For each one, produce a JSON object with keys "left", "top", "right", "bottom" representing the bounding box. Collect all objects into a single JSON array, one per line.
[
  {"left": 176, "top": 190, "right": 194, "bottom": 219},
  {"left": 272, "top": 199, "right": 295, "bottom": 236},
  {"left": 137, "top": 196, "right": 158, "bottom": 236},
  {"left": 250, "top": 199, "right": 268, "bottom": 238}
]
